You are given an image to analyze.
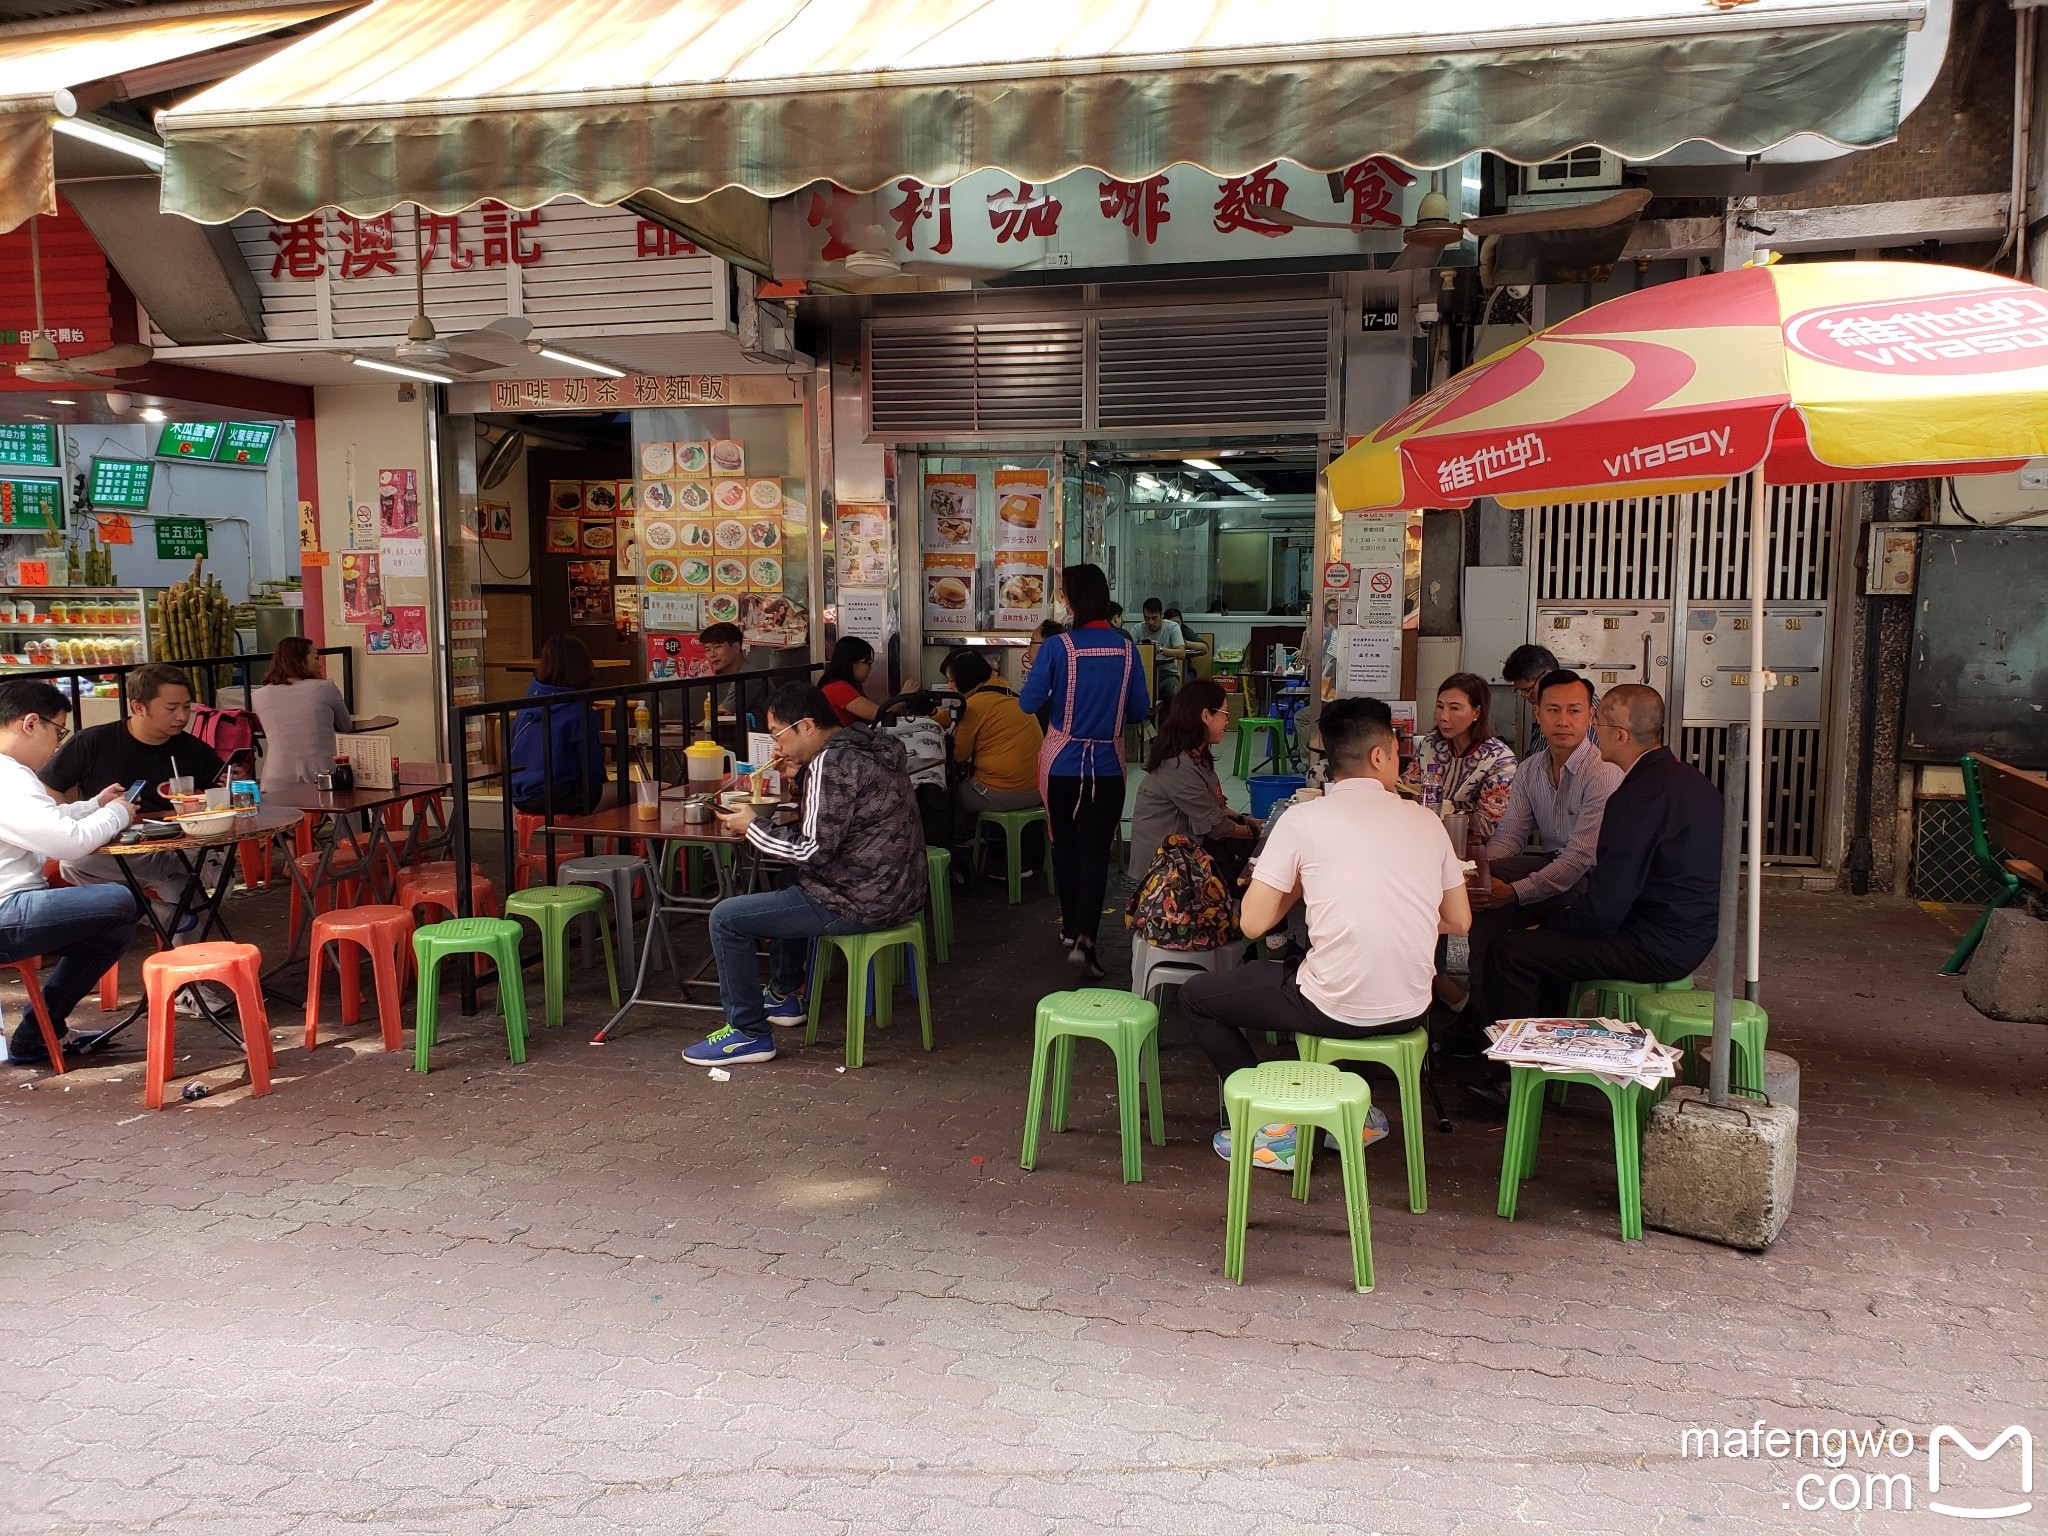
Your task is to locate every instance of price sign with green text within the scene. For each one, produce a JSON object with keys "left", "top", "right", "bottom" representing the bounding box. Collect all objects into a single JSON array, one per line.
[
  {"left": 0, "top": 477, "right": 63, "bottom": 529},
  {"left": 155, "top": 517, "right": 210, "bottom": 560},
  {"left": 157, "top": 422, "right": 223, "bottom": 460},
  {"left": 0, "top": 423, "right": 58, "bottom": 467},
  {"left": 90, "top": 457, "right": 155, "bottom": 509}
]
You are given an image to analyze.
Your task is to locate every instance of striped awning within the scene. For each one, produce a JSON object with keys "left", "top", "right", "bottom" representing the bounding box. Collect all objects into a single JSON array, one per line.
[
  {"left": 159, "top": 0, "right": 1922, "bottom": 235},
  {"left": 0, "top": 2, "right": 353, "bottom": 234}
]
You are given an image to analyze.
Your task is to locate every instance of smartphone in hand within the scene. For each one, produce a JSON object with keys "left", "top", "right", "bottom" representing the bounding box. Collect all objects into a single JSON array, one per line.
[{"left": 123, "top": 779, "right": 148, "bottom": 803}]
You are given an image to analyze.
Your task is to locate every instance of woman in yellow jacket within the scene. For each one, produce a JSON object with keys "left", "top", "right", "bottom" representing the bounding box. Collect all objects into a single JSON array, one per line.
[{"left": 943, "top": 649, "right": 1043, "bottom": 825}]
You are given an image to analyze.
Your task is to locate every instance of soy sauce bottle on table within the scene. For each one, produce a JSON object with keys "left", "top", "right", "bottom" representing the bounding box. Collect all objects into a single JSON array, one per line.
[{"left": 330, "top": 754, "right": 355, "bottom": 792}]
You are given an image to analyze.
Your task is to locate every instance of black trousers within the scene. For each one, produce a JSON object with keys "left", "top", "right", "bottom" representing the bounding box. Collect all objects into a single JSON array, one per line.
[
  {"left": 1045, "top": 773, "right": 1125, "bottom": 946},
  {"left": 1180, "top": 959, "right": 1427, "bottom": 1083},
  {"left": 1485, "top": 927, "right": 1700, "bottom": 1022}
]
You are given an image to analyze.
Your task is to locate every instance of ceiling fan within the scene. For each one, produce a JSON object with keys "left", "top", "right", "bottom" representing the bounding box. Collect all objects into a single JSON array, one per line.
[
  {"left": 352, "top": 212, "right": 625, "bottom": 379},
  {"left": 11, "top": 216, "right": 152, "bottom": 385},
  {"left": 1247, "top": 181, "right": 1653, "bottom": 272}
]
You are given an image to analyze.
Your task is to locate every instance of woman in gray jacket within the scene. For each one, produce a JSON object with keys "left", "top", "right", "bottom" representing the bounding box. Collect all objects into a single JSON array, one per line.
[
  {"left": 1128, "top": 677, "right": 1259, "bottom": 883},
  {"left": 251, "top": 636, "right": 354, "bottom": 793}
]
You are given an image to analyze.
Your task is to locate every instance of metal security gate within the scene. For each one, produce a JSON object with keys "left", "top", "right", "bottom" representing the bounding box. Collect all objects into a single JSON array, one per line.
[{"left": 1529, "top": 481, "right": 1842, "bottom": 863}]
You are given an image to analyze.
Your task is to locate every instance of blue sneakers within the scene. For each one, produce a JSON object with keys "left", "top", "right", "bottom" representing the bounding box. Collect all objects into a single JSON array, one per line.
[
  {"left": 762, "top": 986, "right": 808, "bottom": 1027},
  {"left": 683, "top": 1024, "right": 776, "bottom": 1066}
]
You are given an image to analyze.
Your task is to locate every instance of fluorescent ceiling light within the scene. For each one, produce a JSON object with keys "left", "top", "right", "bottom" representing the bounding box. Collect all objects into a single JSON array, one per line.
[
  {"left": 139, "top": 407, "right": 165, "bottom": 422},
  {"left": 47, "top": 397, "right": 76, "bottom": 405},
  {"left": 352, "top": 355, "right": 453, "bottom": 383},
  {"left": 1182, "top": 458, "right": 1220, "bottom": 471},
  {"left": 53, "top": 116, "right": 166, "bottom": 169},
  {"left": 533, "top": 346, "right": 626, "bottom": 378}
]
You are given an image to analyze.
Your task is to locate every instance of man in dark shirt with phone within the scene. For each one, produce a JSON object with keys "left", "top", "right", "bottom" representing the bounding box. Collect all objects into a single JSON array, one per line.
[
  {"left": 40, "top": 667, "right": 230, "bottom": 1004},
  {"left": 41, "top": 665, "right": 224, "bottom": 816}
]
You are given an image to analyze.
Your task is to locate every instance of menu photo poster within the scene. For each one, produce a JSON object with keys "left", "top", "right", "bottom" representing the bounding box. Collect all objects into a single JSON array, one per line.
[
  {"left": 922, "top": 472, "right": 977, "bottom": 552},
  {"left": 923, "top": 552, "right": 976, "bottom": 632},
  {"left": 338, "top": 551, "right": 382, "bottom": 624},
  {"left": 646, "top": 630, "right": 705, "bottom": 681},
  {"left": 991, "top": 468, "right": 1050, "bottom": 551},
  {"left": 567, "top": 559, "right": 614, "bottom": 621},
  {"left": 613, "top": 586, "right": 642, "bottom": 640},
  {"left": 835, "top": 503, "right": 890, "bottom": 586},
  {"left": 481, "top": 501, "right": 513, "bottom": 541},
  {"left": 378, "top": 468, "right": 420, "bottom": 539},
  {"left": 993, "top": 549, "right": 1050, "bottom": 629}
]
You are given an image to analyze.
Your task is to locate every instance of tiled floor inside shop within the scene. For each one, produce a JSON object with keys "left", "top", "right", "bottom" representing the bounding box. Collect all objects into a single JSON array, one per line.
[{"left": 2, "top": 839, "right": 2042, "bottom": 1534}]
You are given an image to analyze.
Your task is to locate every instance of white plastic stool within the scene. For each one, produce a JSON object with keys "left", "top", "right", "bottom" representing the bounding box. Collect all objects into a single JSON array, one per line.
[
  {"left": 561, "top": 854, "right": 673, "bottom": 980},
  {"left": 1130, "top": 935, "right": 1242, "bottom": 1004}
]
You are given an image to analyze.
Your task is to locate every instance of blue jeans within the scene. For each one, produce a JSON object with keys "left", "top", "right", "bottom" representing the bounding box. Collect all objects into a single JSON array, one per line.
[
  {"left": 0, "top": 883, "right": 138, "bottom": 1031},
  {"left": 709, "top": 884, "right": 869, "bottom": 1036}
]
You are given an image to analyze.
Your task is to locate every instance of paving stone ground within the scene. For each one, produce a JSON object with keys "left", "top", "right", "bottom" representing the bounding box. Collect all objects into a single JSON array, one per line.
[{"left": 1, "top": 871, "right": 2042, "bottom": 1535}]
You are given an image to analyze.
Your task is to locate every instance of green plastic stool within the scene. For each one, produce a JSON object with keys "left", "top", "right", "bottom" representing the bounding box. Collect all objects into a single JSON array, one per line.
[
  {"left": 1636, "top": 991, "right": 1770, "bottom": 1097},
  {"left": 1497, "top": 1065, "right": 1647, "bottom": 1241},
  {"left": 1297, "top": 1027, "right": 1430, "bottom": 1213},
  {"left": 1231, "top": 716, "right": 1289, "bottom": 776},
  {"left": 804, "top": 919, "right": 932, "bottom": 1068},
  {"left": 1552, "top": 977, "right": 1695, "bottom": 1105},
  {"left": 1566, "top": 974, "right": 1695, "bottom": 1019},
  {"left": 976, "top": 808, "right": 1051, "bottom": 905},
  {"left": 1020, "top": 989, "right": 1164, "bottom": 1184},
  {"left": 925, "top": 846, "right": 954, "bottom": 964},
  {"left": 411, "top": 917, "right": 530, "bottom": 1074},
  {"left": 504, "top": 885, "right": 619, "bottom": 1030},
  {"left": 1223, "top": 1060, "right": 1375, "bottom": 1292}
]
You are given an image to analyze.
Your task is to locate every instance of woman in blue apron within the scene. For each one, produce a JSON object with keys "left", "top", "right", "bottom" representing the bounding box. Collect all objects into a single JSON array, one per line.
[{"left": 1019, "top": 564, "right": 1150, "bottom": 979}]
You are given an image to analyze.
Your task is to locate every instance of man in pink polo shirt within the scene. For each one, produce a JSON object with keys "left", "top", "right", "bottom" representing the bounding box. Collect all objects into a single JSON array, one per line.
[{"left": 1179, "top": 697, "right": 1472, "bottom": 1159}]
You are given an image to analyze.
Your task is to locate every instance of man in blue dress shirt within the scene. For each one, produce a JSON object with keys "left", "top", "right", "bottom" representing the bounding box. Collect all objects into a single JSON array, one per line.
[{"left": 1482, "top": 683, "right": 1723, "bottom": 1024}]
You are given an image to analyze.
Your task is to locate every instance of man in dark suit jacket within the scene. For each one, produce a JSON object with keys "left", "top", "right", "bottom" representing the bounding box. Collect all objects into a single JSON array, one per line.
[{"left": 1482, "top": 684, "right": 1723, "bottom": 1023}]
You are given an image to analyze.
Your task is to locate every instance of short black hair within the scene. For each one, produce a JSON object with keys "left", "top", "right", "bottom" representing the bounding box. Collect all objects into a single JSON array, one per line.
[
  {"left": 1503, "top": 644, "right": 1560, "bottom": 683},
  {"left": 0, "top": 678, "right": 69, "bottom": 728},
  {"left": 765, "top": 682, "right": 838, "bottom": 732},
  {"left": 1536, "top": 668, "right": 1597, "bottom": 707},
  {"left": 1319, "top": 696, "right": 1396, "bottom": 773},
  {"left": 699, "top": 622, "right": 744, "bottom": 647},
  {"left": 1142, "top": 597, "right": 1163, "bottom": 615},
  {"left": 129, "top": 663, "right": 193, "bottom": 708},
  {"left": 1062, "top": 564, "right": 1113, "bottom": 627},
  {"left": 942, "top": 649, "right": 992, "bottom": 694}
]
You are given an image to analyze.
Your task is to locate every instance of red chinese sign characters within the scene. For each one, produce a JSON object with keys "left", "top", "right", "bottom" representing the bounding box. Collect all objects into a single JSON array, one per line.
[
  {"left": 335, "top": 214, "right": 397, "bottom": 279},
  {"left": 889, "top": 180, "right": 954, "bottom": 254},
  {"left": 1212, "top": 162, "right": 1292, "bottom": 237},
  {"left": 1337, "top": 157, "right": 1417, "bottom": 228},
  {"left": 1098, "top": 175, "right": 1172, "bottom": 244},
  {"left": 986, "top": 182, "right": 1061, "bottom": 243},
  {"left": 805, "top": 187, "right": 862, "bottom": 262},
  {"left": 269, "top": 216, "right": 325, "bottom": 279},
  {"left": 267, "top": 203, "right": 586, "bottom": 280}
]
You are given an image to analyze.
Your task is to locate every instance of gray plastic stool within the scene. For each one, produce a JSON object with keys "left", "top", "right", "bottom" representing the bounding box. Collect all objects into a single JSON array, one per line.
[{"left": 560, "top": 854, "right": 673, "bottom": 980}]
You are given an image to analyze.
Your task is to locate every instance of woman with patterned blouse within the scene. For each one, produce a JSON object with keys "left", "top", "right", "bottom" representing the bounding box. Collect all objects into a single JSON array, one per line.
[{"left": 1400, "top": 671, "right": 1518, "bottom": 847}]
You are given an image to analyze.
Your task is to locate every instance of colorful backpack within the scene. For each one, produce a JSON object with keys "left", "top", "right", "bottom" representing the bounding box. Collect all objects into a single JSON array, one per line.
[{"left": 1126, "top": 833, "right": 1240, "bottom": 951}]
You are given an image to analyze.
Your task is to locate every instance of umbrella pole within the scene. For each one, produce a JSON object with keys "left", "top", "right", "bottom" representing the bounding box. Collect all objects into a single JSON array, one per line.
[
  {"left": 1745, "top": 466, "right": 1768, "bottom": 1005},
  {"left": 1710, "top": 724, "right": 1747, "bottom": 1109}
]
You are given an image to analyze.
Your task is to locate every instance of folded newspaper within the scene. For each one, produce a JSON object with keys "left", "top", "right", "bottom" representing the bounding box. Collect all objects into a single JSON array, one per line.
[{"left": 1485, "top": 1017, "right": 1682, "bottom": 1089}]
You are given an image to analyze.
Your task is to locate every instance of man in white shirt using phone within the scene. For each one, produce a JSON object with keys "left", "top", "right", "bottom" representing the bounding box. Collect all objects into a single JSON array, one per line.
[{"left": 0, "top": 680, "right": 138, "bottom": 1067}]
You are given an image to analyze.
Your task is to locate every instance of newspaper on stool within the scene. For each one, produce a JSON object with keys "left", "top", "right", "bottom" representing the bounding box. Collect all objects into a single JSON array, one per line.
[{"left": 1485, "top": 1017, "right": 1682, "bottom": 1091}]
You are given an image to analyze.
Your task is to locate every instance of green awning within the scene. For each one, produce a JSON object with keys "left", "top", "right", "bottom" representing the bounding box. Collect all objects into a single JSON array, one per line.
[{"left": 161, "top": 0, "right": 1920, "bottom": 233}]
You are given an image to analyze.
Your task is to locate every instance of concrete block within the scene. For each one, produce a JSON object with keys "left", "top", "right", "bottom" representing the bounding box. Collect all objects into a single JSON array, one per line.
[
  {"left": 1640, "top": 1087, "right": 1798, "bottom": 1251},
  {"left": 1963, "top": 908, "right": 2048, "bottom": 1024},
  {"left": 1699, "top": 1044, "right": 1802, "bottom": 1110}
]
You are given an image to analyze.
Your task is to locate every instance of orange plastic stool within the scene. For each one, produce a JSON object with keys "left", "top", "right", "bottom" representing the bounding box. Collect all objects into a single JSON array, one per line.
[
  {"left": 305, "top": 905, "right": 414, "bottom": 1053},
  {"left": 1, "top": 959, "right": 65, "bottom": 1073},
  {"left": 289, "top": 849, "right": 365, "bottom": 951},
  {"left": 396, "top": 865, "right": 499, "bottom": 923},
  {"left": 237, "top": 837, "right": 273, "bottom": 890},
  {"left": 143, "top": 943, "right": 272, "bottom": 1109}
]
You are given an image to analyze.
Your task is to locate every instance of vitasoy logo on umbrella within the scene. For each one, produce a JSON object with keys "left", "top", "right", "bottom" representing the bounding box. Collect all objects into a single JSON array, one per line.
[{"left": 1785, "top": 290, "right": 2048, "bottom": 376}]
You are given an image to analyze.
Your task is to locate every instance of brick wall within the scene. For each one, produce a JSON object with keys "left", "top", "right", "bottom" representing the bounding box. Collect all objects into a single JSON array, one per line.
[{"left": 1760, "top": 0, "right": 2015, "bottom": 211}]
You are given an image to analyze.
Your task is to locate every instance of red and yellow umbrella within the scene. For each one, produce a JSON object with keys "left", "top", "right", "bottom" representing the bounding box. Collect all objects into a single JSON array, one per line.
[
  {"left": 1327, "top": 261, "right": 2048, "bottom": 514},
  {"left": 1326, "top": 259, "right": 2048, "bottom": 1107}
]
